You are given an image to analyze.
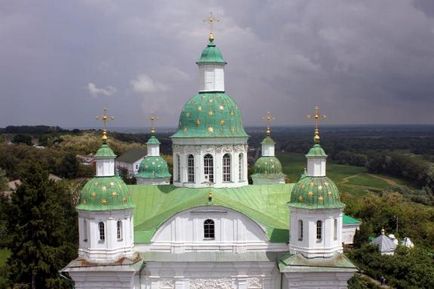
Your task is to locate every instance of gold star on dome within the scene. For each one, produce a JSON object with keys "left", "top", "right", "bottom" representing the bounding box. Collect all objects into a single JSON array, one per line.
[
  {"left": 96, "top": 108, "right": 114, "bottom": 143},
  {"left": 307, "top": 106, "right": 327, "bottom": 144}
]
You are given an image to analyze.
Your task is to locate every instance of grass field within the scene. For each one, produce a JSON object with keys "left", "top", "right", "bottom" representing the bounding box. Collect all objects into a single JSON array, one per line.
[{"left": 278, "top": 152, "right": 406, "bottom": 196}]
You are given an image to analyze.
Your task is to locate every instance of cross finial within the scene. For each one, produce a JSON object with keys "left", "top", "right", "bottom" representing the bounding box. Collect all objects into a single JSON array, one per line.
[
  {"left": 262, "top": 111, "right": 275, "bottom": 136},
  {"left": 96, "top": 108, "right": 114, "bottom": 142},
  {"left": 149, "top": 113, "right": 159, "bottom": 134},
  {"left": 203, "top": 12, "right": 220, "bottom": 42},
  {"left": 307, "top": 106, "right": 327, "bottom": 143}
]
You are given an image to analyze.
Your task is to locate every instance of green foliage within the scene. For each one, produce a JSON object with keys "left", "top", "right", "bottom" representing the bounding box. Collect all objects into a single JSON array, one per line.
[
  {"left": 3, "top": 162, "right": 77, "bottom": 289},
  {"left": 0, "top": 169, "right": 7, "bottom": 192},
  {"left": 56, "top": 153, "right": 79, "bottom": 179},
  {"left": 349, "top": 245, "right": 434, "bottom": 289},
  {"left": 11, "top": 134, "right": 32, "bottom": 146},
  {"left": 348, "top": 274, "right": 381, "bottom": 289}
]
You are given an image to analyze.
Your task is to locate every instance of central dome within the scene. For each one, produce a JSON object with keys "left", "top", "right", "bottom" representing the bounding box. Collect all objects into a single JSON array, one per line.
[{"left": 171, "top": 92, "right": 248, "bottom": 138}]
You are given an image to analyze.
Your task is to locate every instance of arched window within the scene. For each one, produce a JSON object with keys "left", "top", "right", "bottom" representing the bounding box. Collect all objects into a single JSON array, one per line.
[
  {"left": 176, "top": 154, "right": 181, "bottom": 182},
  {"left": 316, "top": 220, "right": 322, "bottom": 241},
  {"left": 187, "top": 154, "right": 195, "bottom": 183},
  {"left": 334, "top": 219, "right": 338, "bottom": 240},
  {"left": 223, "top": 154, "right": 231, "bottom": 182},
  {"left": 203, "top": 154, "right": 214, "bottom": 183},
  {"left": 204, "top": 219, "right": 215, "bottom": 239},
  {"left": 298, "top": 220, "right": 303, "bottom": 241},
  {"left": 238, "top": 153, "right": 244, "bottom": 181},
  {"left": 117, "top": 220, "right": 123, "bottom": 241},
  {"left": 83, "top": 219, "right": 88, "bottom": 242},
  {"left": 98, "top": 222, "right": 105, "bottom": 241}
]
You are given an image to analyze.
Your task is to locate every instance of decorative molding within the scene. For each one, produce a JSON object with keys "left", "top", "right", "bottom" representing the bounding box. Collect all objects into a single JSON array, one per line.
[
  {"left": 190, "top": 278, "right": 234, "bottom": 289},
  {"left": 160, "top": 279, "right": 175, "bottom": 289},
  {"left": 247, "top": 277, "right": 263, "bottom": 289}
]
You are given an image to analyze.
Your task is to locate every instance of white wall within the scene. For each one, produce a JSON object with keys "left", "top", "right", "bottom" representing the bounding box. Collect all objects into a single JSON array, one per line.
[
  {"left": 306, "top": 157, "right": 326, "bottom": 177},
  {"left": 262, "top": 144, "right": 275, "bottom": 157},
  {"left": 117, "top": 159, "right": 143, "bottom": 176},
  {"left": 96, "top": 159, "right": 115, "bottom": 177},
  {"left": 342, "top": 224, "right": 360, "bottom": 245},
  {"left": 172, "top": 143, "right": 248, "bottom": 188},
  {"left": 78, "top": 209, "right": 134, "bottom": 263},
  {"left": 140, "top": 206, "right": 287, "bottom": 253},
  {"left": 289, "top": 208, "right": 343, "bottom": 258},
  {"left": 199, "top": 65, "right": 225, "bottom": 92}
]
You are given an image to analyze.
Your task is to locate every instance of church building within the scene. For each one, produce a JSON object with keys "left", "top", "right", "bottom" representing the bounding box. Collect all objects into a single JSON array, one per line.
[{"left": 62, "top": 29, "right": 357, "bottom": 289}]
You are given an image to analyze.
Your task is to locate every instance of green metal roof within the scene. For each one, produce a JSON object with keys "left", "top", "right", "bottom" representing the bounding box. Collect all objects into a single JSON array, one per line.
[
  {"left": 136, "top": 156, "right": 171, "bottom": 179},
  {"left": 129, "top": 184, "right": 355, "bottom": 244},
  {"left": 171, "top": 92, "right": 248, "bottom": 138},
  {"left": 343, "top": 215, "right": 361, "bottom": 225},
  {"left": 146, "top": 136, "right": 160, "bottom": 145},
  {"left": 116, "top": 147, "right": 147, "bottom": 164},
  {"left": 261, "top": 136, "right": 276, "bottom": 145},
  {"left": 77, "top": 176, "right": 134, "bottom": 211},
  {"left": 289, "top": 176, "right": 345, "bottom": 209},
  {"left": 95, "top": 144, "right": 116, "bottom": 158},
  {"left": 279, "top": 253, "right": 357, "bottom": 272},
  {"left": 306, "top": 144, "right": 327, "bottom": 157},
  {"left": 196, "top": 40, "right": 226, "bottom": 64},
  {"left": 253, "top": 156, "right": 284, "bottom": 175}
]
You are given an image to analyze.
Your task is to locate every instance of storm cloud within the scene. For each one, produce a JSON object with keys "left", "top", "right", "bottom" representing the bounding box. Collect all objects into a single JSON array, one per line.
[{"left": 0, "top": 0, "right": 433, "bottom": 128}]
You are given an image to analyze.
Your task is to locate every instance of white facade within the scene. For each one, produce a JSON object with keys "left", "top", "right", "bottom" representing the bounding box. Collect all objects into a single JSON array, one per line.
[
  {"left": 117, "top": 159, "right": 144, "bottom": 176},
  {"left": 306, "top": 157, "right": 326, "bottom": 177},
  {"left": 342, "top": 223, "right": 360, "bottom": 245},
  {"left": 137, "top": 206, "right": 287, "bottom": 253},
  {"left": 172, "top": 140, "right": 248, "bottom": 188},
  {"left": 199, "top": 64, "right": 225, "bottom": 92},
  {"left": 289, "top": 208, "right": 343, "bottom": 259},
  {"left": 96, "top": 158, "right": 116, "bottom": 177},
  {"left": 77, "top": 209, "right": 134, "bottom": 263},
  {"left": 148, "top": 143, "right": 160, "bottom": 157},
  {"left": 262, "top": 143, "right": 275, "bottom": 157}
]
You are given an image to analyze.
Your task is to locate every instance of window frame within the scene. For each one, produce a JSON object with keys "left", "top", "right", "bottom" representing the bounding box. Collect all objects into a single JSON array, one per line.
[
  {"left": 176, "top": 154, "right": 181, "bottom": 182},
  {"left": 203, "top": 219, "right": 215, "bottom": 240},
  {"left": 98, "top": 221, "right": 105, "bottom": 242},
  {"left": 203, "top": 154, "right": 214, "bottom": 183},
  {"left": 298, "top": 220, "right": 303, "bottom": 241},
  {"left": 117, "top": 220, "right": 123, "bottom": 241},
  {"left": 187, "top": 154, "right": 195, "bottom": 183},
  {"left": 238, "top": 153, "right": 244, "bottom": 181},
  {"left": 223, "top": 153, "right": 231, "bottom": 182},
  {"left": 316, "top": 220, "right": 322, "bottom": 241}
]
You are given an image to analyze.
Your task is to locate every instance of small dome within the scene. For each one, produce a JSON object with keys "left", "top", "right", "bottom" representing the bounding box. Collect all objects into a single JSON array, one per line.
[
  {"left": 196, "top": 41, "right": 226, "bottom": 64},
  {"left": 289, "top": 176, "right": 344, "bottom": 209},
  {"left": 171, "top": 92, "right": 248, "bottom": 138},
  {"left": 95, "top": 144, "right": 116, "bottom": 158},
  {"left": 137, "top": 156, "right": 171, "bottom": 179},
  {"left": 261, "top": 136, "right": 276, "bottom": 145},
  {"left": 77, "top": 176, "right": 133, "bottom": 211},
  {"left": 146, "top": 136, "right": 161, "bottom": 145},
  {"left": 253, "top": 156, "right": 284, "bottom": 175},
  {"left": 306, "top": 144, "right": 327, "bottom": 157}
]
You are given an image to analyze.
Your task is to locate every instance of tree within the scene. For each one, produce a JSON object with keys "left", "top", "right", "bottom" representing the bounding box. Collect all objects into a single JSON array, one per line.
[
  {"left": 11, "top": 134, "right": 32, "bottom": 146},
  {"left": 4, "top": 162, "right": 77, "bottom": 289},
  {"left": 56, "top": 153, "right": 79, "bottom": 179},
  {"left": 0, "top": 168, "right": 7, "bottom": 192}
]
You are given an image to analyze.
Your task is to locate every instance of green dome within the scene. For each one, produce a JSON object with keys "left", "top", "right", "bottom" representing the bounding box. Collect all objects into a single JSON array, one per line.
[
  {"left": 171, "top": 92, "right": 248, "bottom": 138},
  {"left": 147, "top": 136, "right": 160, "bottom": 145},
  {"left": 253, "top": 156, "right": 284, "bottom": 175},
  {"left": 261, "top": 136, "right": 276, "bottom": 145},
  {"left": 306, "top": 144, "right": 327, "bottom": 157},
  {"left": 136, "top": 156, "right": 171, "bottom": 179},
  {"left": 95, "top": 144, "right": 116, "bottom": 158},
  {"left": 77, "top": 176, "right": 133, "bottom": 211},
  {"left": 196, "top": 41, "right": 226, "bottom": 64},
  {"left": 289, "top": 176, "right": 344, "bottom": 209}
]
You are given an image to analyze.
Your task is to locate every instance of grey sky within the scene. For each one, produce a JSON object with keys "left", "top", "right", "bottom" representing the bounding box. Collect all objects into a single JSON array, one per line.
[{"left": 1, "top": 0, "right": 434, "bottom": 128}]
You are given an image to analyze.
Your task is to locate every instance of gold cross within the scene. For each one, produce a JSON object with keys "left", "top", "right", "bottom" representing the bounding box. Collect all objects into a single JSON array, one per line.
[
  {"left": 96, "top": 108, "right": 114, "bottom": 142},
  {"left": 262, "top": 111, "right": 275, "bottom": 136},
  {"left": 149, "top": 113, "right": 159, "bottom": 134},
  {"left": 307, "top": 106, "right": 327, "bottom": 143},
  {"left": 203, "top": 12, "right": 220, "bottom": 41}
]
